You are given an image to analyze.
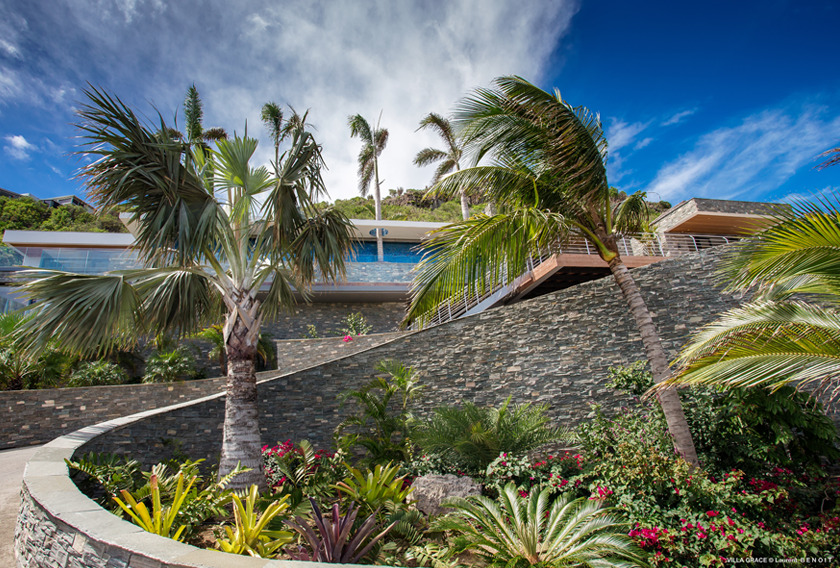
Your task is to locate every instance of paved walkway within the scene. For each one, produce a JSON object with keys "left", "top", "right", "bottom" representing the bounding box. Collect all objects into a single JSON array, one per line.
[{"left": 0, "top": 445, "right": 40, "bottom": 567}]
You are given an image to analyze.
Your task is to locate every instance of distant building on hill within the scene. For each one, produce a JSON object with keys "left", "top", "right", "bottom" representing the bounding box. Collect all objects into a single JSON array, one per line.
[{"left": 0, "top": 186, "right": 95, "bottom": 212}]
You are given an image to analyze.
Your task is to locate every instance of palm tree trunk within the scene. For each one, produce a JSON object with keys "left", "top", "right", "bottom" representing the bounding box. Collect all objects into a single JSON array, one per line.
[
  {"left": 374, "top": 157, "right": 384, "bottom": 262},
  {"left": 218, "top": 294, "right": 267, "bottom": 491},
  {"left": 607, "top": 256, "right": 700, "bottom": 467}
]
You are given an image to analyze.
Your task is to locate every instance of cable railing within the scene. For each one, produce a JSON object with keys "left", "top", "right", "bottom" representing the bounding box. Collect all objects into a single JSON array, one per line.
[{"left": 408, "top": 232, "right": 739, "bottom": 330}]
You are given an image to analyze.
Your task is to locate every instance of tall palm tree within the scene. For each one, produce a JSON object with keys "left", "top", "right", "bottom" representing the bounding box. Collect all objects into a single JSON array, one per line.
[
  {"left": 14, "top": 87, "right": 355, "bottom": 490},
  {"left": 349, "top": 112, "right": 388, "bottom": 262},
  {"left": 261, "top": 102, "right": 310, "bottom": 166},
  {"left": 413, "top": 112, "right": 470, "bottom": 220},
  {"left": 183, "top": 84, "right": 228, "bottom": 146},
  {"left": 658, "top": 195, "right": 840, "bottom": 402},
  {"left": 405, "top": 76, "right": 699, "bottom": 466}
]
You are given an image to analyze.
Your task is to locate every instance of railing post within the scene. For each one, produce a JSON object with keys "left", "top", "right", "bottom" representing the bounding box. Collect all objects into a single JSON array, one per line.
[{"left": 584, "top": 240, "right": 591, "bottom": 255}]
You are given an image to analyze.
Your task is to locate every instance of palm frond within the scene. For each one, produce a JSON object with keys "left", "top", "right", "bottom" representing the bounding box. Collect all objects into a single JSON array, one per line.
[
  {"left": 14, "top": 270, "right": 142, "bottom": 356},
  {"left": 287, "top": 206, "right": 355, "bottom": 286},
  {"left": 404, "top": 210, "right": 568, "bottom": 328},
  {"left": 76, "top": 86, "right": 224, "bottom": 267},
  {"left": 717, "top": 195, "right": 840, "bottom": 292},
  {"left": 612, "top": 191, "right": 651, "bottom": 234},
  {"left": 659, "top": 301, "right": 840, "bottom": 400},
  {"left": 261, "top": 102, "right": 284, "bottom": 147},
  {"left": 816, "top": 145, "right": 840, "bottom": 170},
  {"left": 134, "top": 267, "right": 221, "bottom": 339},
  {"left": 413, "top": 147, "right": 448, "bottom": 167}
]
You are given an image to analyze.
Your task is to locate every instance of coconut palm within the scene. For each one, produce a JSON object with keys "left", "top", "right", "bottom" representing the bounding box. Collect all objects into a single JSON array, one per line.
[
  {"left": 658, "top": 195, "right": 840, "bottom": 403},
  {"left": 261, "top": 102, "right": 310, "bottom": 166},
  {"left": 405, "top": 76, "right": 699, "bottom": 466},
  {"left": 349, "top": 112, "right": 388, "bottom": 262},
  {"left": 436, "top": 483, "right": 648, "bottom": 568},
  {"left": 414, "top": 112, "right": 470, "bottom": 220},
  {"left": 14, "top": 87, "right": 355, "bottom": 489}
]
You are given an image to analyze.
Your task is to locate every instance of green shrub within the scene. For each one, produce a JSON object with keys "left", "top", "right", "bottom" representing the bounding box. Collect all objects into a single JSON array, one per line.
[
  {"left": 335, "top": 360, "right": 423, "bottom": 465},
  {"left": 67, "top": 361, "right": 128, "bottom": 386},
  {"left": 261, "top": 440, "right": 348, "bottom": 513},
  {"left": 340, "top": 312, "right": 372, "bottom": 336},
  {"left": 411, "top": 397, "right": 568, "bottom": 475},
  {"left": 143, "top": 346, "right": 199, "bottom": 383}
]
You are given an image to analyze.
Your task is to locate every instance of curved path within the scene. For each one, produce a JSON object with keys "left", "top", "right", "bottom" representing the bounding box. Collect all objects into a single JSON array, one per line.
[{"left": 1, "top": 445, "right": 40, "bottom": 566}]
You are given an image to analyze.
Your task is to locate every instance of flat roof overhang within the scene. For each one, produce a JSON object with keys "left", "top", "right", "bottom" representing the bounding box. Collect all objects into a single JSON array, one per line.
[
  {"left": 272, "top": 282, "right": 410, "bottom": 303},
  {"left": 663, "top": 212, "right": 774, "bottom": 235},
  {"left": 3, "top": 230, "right": 137, "bottom": 249}
]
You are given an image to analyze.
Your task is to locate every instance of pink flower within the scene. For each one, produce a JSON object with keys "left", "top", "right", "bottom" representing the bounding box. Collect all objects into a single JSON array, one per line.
[
  {"left": 707, "top": 511, "right": 719, "bottom": 517},
  {"left": 343, "top": 335, "right": 353, "bottom": 342}
]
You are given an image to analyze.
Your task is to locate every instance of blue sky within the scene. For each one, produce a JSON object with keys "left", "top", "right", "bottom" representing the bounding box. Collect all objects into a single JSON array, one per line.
[{"left": 1, "top": 0, "right": 838, "bottom": 206}]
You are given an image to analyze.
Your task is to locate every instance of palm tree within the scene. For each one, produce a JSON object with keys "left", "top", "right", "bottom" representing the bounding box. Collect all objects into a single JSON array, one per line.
[
  {"left": 14, "top": 87, "right": 355, "bottom": 490},
  {"left": 183, "top": 84, "right": 228, "bottom": 147},
  {"left": 658, "top": 195, "right": 840, "bottom": 402},
  {"left": 436, "top": 483, "right": 648, "bottom": 568},
  {"left": 349, "top": 112, "right": 388, "bottom": 262},
  {"left": 405, "top": 76, "right": 699, "bottom": 467},
  {"left": 413, "top": 112, "right": 470, "bottom": 220},
  {"left": 261, "top": 102, "right": 310, "bottom": 166}
]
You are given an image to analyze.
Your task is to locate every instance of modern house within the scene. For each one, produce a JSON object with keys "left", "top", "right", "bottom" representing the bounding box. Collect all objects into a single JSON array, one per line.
[
  {"left": 0, "top": 197, "right": 781, "bottom": 331},
  {"left": 0, "top": 187, "right": 95, "bottom": 212}
]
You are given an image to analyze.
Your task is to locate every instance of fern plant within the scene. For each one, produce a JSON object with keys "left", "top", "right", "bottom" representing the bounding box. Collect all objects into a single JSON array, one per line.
[
  {"left": 216, "top": 485, "right": 294, "bottom": 558},
  {"left": 435, "top": 482, "right": 648, "bottom": 568},
  {"left": 411, "top": 397, "right": 569, "bottom": 474},
  {"left": 66, "top": 452, "right": 143, "bottom": 506}
]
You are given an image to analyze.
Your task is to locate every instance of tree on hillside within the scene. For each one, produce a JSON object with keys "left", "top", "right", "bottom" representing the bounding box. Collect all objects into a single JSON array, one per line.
[
  {"left": 14, "top": 88, "right": 355, "bottom": 489},
  {"left": 405, "top": 76, "right": 699, "bottom": 466},
  {"left": 414, "top": 112, "right": 471, "bottom": 220},
  {"left": 349, "top": 112, "right": 388, "bottom": 262}
]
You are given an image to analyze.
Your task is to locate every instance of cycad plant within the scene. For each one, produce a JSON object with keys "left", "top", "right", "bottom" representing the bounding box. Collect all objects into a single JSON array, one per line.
[
  {"left": 659, "top": 194, "right": 840, "bottom": 401},
  {"left": 436, "top": 483, "right": 648, "bottom": 568},
  {"left": 405, "top": 75, "right": 698, "bottom": 466},
  {"left": 411, "top": 397, "right": 567, "bottom": 474},
  {"left": 13, "top": 88, "right": 355, "bottom": 489}
]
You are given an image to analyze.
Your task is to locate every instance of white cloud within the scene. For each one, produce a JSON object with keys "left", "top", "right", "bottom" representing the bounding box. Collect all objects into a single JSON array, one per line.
[
  {"left": 661, "top": 108, "right": 697, "bottom": 126},
  {"left": 4, "top": 134, "right": 37, "bottom": 160},
  {"left": 606, "top": 119, "right": 649, "bottom": 153},
  {"left": 646, "top": 104, "right": 840, "bottom": 201},
  {"left": 634, "top": 137, "right": 653, "bottom": 150}
]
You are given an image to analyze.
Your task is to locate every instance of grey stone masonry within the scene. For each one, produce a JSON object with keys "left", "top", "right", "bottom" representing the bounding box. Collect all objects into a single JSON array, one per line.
[
  {"left": 261, "top": 302, "right": 406, "bottom": 339},
  {"left": 275, "top": 333, "right": 406, "bottom": 376},
  {"left": 15, "top": 417, "right": 387, "bottom": 568},
  {"left": 653, "top": 198, "right": 782, "bottom": 233},
  {"left": 79, "top": 247, "right": 744, "bottom": 465}
]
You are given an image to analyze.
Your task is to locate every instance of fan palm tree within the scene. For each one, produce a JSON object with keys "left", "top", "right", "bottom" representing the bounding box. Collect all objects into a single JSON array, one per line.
[
  {"left": 656, "top": 195, "right": 840, "bottom": 403},
  {"left": 405, "top": 76, "right": 699, "bottom": 467},
  {"left": 13, "top": 87, "right": 355, "bottom": 490},
  {"left": 436, "top": 483, "right": 648, "bottom": 568},
  {"left": 414, "top": 112, "right": 470, "bottom": 220},
  {"left": 349, "top": 112, "right": 388, "bottom": 262}
]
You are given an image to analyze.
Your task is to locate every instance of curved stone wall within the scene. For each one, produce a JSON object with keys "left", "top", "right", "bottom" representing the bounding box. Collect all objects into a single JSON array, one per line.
[
  {"left": 15, "top": 399, "right": 363, "bottom": 568},
  {"left": 17, "top": 247, "right": 748, "bottom": 566}
]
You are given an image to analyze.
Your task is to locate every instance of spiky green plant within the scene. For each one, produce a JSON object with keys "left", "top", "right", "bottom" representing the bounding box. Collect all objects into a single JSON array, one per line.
[
  {"left": 435, "top": 483, "right": 648, "bottom": 568},
  {"left": 113, "top": 473, "right": 196, "bottom": 541},
  {"left": 411, "top": 397, "right": 568, "bottom": 474},
  {"left": 332, "top": 462, "right": 414, "bottom": 521},
  {"left": 659, "top": 194, "right": 840, "bottom": 402},
  {"left": 216, "top": 485, "right": 293, "bottom": 558}
]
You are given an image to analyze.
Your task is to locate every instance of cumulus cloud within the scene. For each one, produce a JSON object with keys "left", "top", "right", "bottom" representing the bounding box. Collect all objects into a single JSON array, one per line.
[
  {"left": 646, "top": 104, "right": 840, "bottom": 201},
  {"left": 661, "top": 108, "right": 697, "bottom": 126},
  {"left": 3, "top": 0, "right": 580, "bottom": 200},
  {"left": 4, "top": 134, "right": 37, "bottom": 159}
]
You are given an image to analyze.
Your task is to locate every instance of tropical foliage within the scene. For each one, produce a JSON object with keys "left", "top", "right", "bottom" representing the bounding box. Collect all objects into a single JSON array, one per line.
[
  {"left": 405, "top": 75, "right": 698, "bottom": 465},
  {"left": 113, "top": 472, "right": 197, "bottom": 541},
  {"left": 67, "top": 360, "right": 128, "bottom": 387},
  {"left": 216, "top": 485, "right": 294, "bottom": 558},
  {"left": 662, "top": 195, "right": 840, "bottom": 401},
  {"left": 414, "top": 112, "right": 471, "bottom": 220},
  {"left": 411, "top": 396, "right": 567, "bottom": 474},
  {"left": 335, "top": 359, "right": 424, "bottom": 464},
  {"left": 285, "top": 498, "right": 395, "bottom": 563},
  {"left": 436, "top": 482, "right": 647, "bottom": 568},
  {"left": 12, "top": 86, "right": 355, "bottom": 488}
]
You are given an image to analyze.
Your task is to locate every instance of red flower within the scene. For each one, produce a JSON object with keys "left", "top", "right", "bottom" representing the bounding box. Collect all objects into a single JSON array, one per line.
[{"left": 707, "top": 511, "right": 719, "bottom": 517}]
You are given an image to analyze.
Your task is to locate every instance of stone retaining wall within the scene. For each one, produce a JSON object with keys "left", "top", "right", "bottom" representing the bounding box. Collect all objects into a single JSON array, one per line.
[
  {"left": 261, "top": 302, "right": 406, "bottom": 339},
  {"left": 15, "top": 408, "right": 359, "bottom": 568},
  {"left": 79, "top": 248, "right": 744, "bottom": 465},
  {"left": 1, "top": 334, "right": 404, "bottom": 450}
]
